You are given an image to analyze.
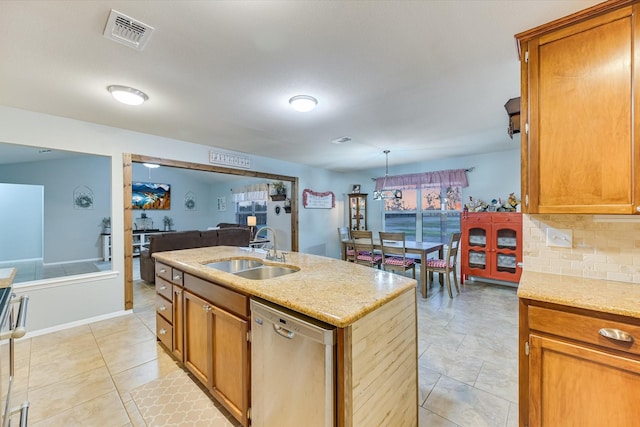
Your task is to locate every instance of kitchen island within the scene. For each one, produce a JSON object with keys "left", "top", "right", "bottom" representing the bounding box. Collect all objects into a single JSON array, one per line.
[
  {"left": 153, "top": 246, "right": 419, "bottom": 427},
  {"left": 518, "top": 271, "right": 640, "bottom": 426}
]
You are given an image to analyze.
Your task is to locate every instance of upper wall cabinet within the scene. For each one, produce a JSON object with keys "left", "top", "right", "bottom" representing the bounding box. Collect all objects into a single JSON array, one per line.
[{"left": 517, "top": 1, "right": 640, "bottom": 214}]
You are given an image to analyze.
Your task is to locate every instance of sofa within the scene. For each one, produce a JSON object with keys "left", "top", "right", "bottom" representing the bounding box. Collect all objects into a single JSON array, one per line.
[{"left": 139, "top": 228, "right": 251, "bottom": 283}]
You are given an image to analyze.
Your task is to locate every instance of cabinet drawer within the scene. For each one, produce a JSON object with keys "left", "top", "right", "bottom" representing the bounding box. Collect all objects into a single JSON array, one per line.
[
  {"left": 156, "top": 314, "right": 173, "bottom": 350},
  {"left": 155, "top": 277, "right": 173, "bottom": 301},
  {"left": 156, "top": 262, "right": 184, "bottom": 285},
  {"left": 156, "top": 262, "right": 172, "bottom": 282},
  {"left": 529, "top": 305, "right": 640, "bottom": 356},
  {"left": 156, "top": 294, "right": 173, "bottom": 323},
  {"left": 184, "top": 274, "right": 249, "bottom": 318}
]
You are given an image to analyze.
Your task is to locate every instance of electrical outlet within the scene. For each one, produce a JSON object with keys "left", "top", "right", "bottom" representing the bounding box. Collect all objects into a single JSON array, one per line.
[{"left": 546, "top": 228, "right": 572, "bottom": 248}]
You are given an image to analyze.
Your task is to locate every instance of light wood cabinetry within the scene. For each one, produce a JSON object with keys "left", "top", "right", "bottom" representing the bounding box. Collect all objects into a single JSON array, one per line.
[
  {"left": 348, "top": 193, "right": 367, "bottom": 231},
  {"left": 517, "top": 1, "right": 640, "bottom": 214},
  {"left": 520, "top": 299, "right": 640, "bottom": 426},
  {"left": 155, "top": 262, "right": 184, "bottom": 361},
  {"left": 461, "top": 212, "right": 522, "bottom": 284},
  {"left": 183, "top": 274, "right": 250, "bottom": 426}
]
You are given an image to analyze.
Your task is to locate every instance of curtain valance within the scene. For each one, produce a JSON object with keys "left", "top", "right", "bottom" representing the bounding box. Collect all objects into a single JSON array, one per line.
[
  {"left": 375, "top": 169, "right": 468, "bottom": 191},
  {"left": 231, "top": 183, "right": 269, "bottom": 203}
]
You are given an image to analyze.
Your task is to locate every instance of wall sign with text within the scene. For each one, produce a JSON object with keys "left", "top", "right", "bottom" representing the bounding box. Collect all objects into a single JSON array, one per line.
[{"left": 302, "top": 189, "right": 335, "bottom": 209}]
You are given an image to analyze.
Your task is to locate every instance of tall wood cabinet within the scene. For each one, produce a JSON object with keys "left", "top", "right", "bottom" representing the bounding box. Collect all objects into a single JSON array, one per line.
[
  {"left": 348, "top": 193, "right": 367, "bottom": 231},
  {"left": 461, "top": 212, "right": 522, "bottom": 284},
  {"left": 520, "top": 299, "right": 640, "bottom": 426},
  {"left": 517, "top": 1, "right": 640, "bottom": 214}
]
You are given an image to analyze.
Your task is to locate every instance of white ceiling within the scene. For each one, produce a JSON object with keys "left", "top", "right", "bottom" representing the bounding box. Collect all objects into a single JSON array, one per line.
[{"left": 0, "top": 0, "right": 601, "bottom": 171}]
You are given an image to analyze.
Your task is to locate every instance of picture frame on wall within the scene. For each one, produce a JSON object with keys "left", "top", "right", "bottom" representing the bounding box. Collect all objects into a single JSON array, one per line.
[{"left": 351, "top": 184, "right": 361, "bottom": 193}]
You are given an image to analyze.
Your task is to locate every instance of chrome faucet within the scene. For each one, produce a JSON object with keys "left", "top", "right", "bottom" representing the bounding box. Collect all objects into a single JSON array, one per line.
[{"left": 254, "top": 226, "right": 285, "bottom": 262}]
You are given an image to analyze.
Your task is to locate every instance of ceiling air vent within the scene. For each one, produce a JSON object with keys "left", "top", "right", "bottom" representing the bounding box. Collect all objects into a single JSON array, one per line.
[
  {"left": 331, "top": 137, "right": 352, "bottom": 144},
  {"left": 103, "top": 9, "right": 154, "bottom": 51}
]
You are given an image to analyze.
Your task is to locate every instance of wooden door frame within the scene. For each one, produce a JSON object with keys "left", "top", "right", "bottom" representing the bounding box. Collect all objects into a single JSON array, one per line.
[{"left": 123, "top": 153, "right": 299, "bottom": 309}]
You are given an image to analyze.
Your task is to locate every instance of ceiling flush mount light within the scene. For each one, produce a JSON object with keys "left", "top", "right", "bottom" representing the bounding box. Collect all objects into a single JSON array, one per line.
[
  {"left": 373, "top": 150, "right": 403, "bottom": 201},
  {"left": 107, "top": 85, "right": 149, "bottom": 106},
  {"left": 289, "top": 95, "right": 318, "bottom": 112}
]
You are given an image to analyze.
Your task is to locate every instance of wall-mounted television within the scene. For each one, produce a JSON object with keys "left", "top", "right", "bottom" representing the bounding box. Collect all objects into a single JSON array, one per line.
[{"left": 132, "top": 182, "right": 171, "bottom": 210}]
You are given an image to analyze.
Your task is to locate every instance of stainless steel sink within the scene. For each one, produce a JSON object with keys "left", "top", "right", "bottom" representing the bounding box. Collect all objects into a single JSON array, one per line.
[
  {"left": 204, "top": 258, "right": 263, "bottom": 273},
  {"left": 233, "top": 266, "right": 299, "bottom": 280}
]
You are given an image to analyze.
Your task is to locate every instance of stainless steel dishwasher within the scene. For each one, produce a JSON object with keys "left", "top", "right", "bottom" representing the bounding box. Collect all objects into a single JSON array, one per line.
[{"left": 250, "top": 299, "right": 335, "bottom": 427}]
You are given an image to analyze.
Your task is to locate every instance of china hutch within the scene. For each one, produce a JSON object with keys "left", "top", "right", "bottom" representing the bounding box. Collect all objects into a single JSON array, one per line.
[
  {"left": 460, "top": 212, "right": 522, "bottom": 284},
  {"left": 348, "top": 193, "right": 367, "bottom": 231}
]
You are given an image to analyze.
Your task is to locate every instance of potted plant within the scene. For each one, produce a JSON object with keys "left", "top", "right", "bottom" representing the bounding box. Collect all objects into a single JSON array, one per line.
[
  {"left": 271, "top": 181, "right": 287, "bottom": 201},
  {"left": 162, "top": 216, "right": 174, "bottom": 231},
  {"left": 284, "top": 198, "right": 291, "bottom": 213},
  {"left": 101, "top": 217, "right": 111, "bottom": 234}
]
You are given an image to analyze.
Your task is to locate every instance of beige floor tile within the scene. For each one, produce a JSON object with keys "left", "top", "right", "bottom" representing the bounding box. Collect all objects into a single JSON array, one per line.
[
  {"left": 507, "top": 402, "right": 519, "bottom": 427},
  {"left": 425, "top": 376, "right": 510, "bottom": 427},
  {"left": 31, "top": 390, "right": 129, "bottom": 427},
  {"left": 101, "top": 337, "right": 162, "bottom": 375},
  {"left": 123, "top": 399, "right": 147, "bottom": 427},
  {"left": 474, "top": 360, "right": 518, "bottom": 403},
  {"left": 91, "top": 314, "right": 152, "bottom": 341},
  {"left": 29, "top": 344, "right": 106, "bottom": 390},
  {"left": 95, "top": 321, "right": 156, "bottom": 353},
  {"left": 27, "top": 365, "right": 116, "bottom": 424},
  {"left": 422, "top": 343, "right": 484, "bottom": 386},
  {"left": 419, "top": 407, "right": 459, "bottom": 427},
  {"left": 29, "top": 330, "right": 98, "bottom": 366},
  {"left": 112, "top": 348, "right": 181, "bottom": 399}
]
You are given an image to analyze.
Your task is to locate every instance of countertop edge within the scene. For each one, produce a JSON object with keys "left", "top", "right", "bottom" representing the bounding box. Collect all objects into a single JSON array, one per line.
[{"left": 518, "top": 270, "right": 640, "bottom": 320}]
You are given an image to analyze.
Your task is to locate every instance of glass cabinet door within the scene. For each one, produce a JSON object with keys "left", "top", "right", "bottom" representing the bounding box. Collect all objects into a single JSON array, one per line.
[
  {"left": 466, "top": 226, "right": 487, "bottom": 270},
  {"left": 492, "top": 224, "right": 519, "bottom": 277}
]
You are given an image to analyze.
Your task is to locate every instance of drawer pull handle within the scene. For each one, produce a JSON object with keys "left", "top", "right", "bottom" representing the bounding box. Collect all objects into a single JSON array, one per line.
[
  {"left": 159, "top": 328, "right": 167, "bottom": 335},
  {"left": 159, "top": 268, "right": 167, "bottom": 273},
  {"left": 599, "top": 328, "right": 634, "bottom": 343},
  {"left": 159, "top": 285, "right": 167, "bottom": 291},
  {"left": 173, "top": 274, "right": 181, "bottom": 281},
  {"left": 158, "top": 305, "right": 166, "bottom": 311}
]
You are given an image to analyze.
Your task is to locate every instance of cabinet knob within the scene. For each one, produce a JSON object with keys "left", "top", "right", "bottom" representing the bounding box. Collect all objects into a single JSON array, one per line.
[
  {"left": 159, "top": 285, "right": 167, "bottom": 291},
  {"left": 636, "top": 206, "right": 640, "bottom": 213},
  {"left": 159, "top": 328, "right": 167, "bottom": 335},
  {"left": 599, "top": 328, "right": 634, "bottom": 343},
  {"left": 173, "top": 274, "right": 181, "bottom": 281},
  {"left": 158, "top": 305, "right": 166, "bottom": 311},
  {"left": 203, "top": 304, "right": 212, "bottom": 312},
  {"left": 175, "top": 289, "right": 182, "bottom": 295},
  {"left": 159, "top": 268, "right": 167, "bottom": 274}
]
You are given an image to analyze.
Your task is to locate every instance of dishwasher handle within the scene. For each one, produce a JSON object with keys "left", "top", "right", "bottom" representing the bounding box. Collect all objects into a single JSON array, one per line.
[{"left": 273, "top": 324, "right": 294, "bottom": 339}]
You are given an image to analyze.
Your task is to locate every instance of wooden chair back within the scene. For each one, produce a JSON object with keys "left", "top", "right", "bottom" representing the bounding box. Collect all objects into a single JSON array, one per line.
[
  {"left": 379, "top": 231, "right": 416, "bottom": 278},
  {"left": 351, "top": 230, "right": 381, "bottom": 268},
  {"left": 338, "top": 227, "right": 355, "bottom": 262},
  {"left": 426, "top": 232, "right": 462, "bottom": 298}
]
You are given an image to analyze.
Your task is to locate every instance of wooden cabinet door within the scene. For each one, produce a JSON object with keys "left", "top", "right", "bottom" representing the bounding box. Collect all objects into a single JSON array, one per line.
[
  {"left": 524, "top": 6, "right": 639, "bottom": 213},
  {"left": 461, "top": 213, "right": 490, "bottom": 282},
  {"left": 490, "top": 221, "right": 522, "bottom": 282},
  {"left": 172, "top": 286, "right": 184, "bottom": 362},
  {"left": 183, "top": 291, "right": 213, "bottom": 388},
  {"left": 211, "top": 306, "right": 249, "bottom": 427},
  {"left": 528, "top": 334, "right": 640, "bottom": 426}
]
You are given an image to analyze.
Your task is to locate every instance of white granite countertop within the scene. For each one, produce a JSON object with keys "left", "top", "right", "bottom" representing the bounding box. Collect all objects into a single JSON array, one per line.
[
  {"left": 154, "top": 246, "right": 417, "bottom": 327},
  {"left": 518, "top": 270, "right": 640, "bottom": 319}
]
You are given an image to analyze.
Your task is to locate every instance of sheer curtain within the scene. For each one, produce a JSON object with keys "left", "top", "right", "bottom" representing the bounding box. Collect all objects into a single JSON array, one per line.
[
  {"left": 375, "top": 169, "right": 468, "bottom": 191},
  {"left": 231, "top": 183, "right": 269, "bottom": 203}
]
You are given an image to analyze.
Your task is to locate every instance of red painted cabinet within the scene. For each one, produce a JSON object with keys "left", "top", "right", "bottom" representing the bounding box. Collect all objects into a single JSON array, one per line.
[{"left": 461, "top": 212, "right": 522, "bottom": 284}]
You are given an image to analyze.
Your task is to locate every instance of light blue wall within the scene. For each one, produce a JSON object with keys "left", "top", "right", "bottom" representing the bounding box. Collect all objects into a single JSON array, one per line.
[
  {"left": 0, "top": 155, "right": 111, "bottom": 263},
  {"left": 0, "top": 183, "right": 43, "bottom": 261}
]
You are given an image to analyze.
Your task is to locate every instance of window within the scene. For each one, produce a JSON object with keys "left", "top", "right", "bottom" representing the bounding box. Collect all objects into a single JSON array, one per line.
[
  {"left": 236, "top": 201, "right": 267, "bottom": 227},
  {"left": 384, "top": 185, "right": 461, "bottom": 244}
]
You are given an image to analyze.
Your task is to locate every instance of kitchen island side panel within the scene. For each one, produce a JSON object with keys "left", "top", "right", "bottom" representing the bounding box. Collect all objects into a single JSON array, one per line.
[{"left": 346, "top": 288, "right": 418, "bottom": 426}]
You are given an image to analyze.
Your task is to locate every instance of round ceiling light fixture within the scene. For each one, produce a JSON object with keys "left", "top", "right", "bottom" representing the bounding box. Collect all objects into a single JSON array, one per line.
[
  {"left": 289, "top": 95, "right": 318, "bottom": 112},
  {"left": 107, "top": 85, "right": 149, "bottom": 106}
]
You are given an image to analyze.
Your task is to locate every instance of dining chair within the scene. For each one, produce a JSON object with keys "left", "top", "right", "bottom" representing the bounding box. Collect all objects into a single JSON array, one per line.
[
  {"left": 351, "top": 230, "right": 382, "bottom": 268},
  {"left": 337, "top": 226, "right": 356, "bottom": 262},
  {"left": 378, "top": 231, "right": 416, "bottom": 279},
  {"left": 425, "top": 232, "right": 462, "bottom": 298}
]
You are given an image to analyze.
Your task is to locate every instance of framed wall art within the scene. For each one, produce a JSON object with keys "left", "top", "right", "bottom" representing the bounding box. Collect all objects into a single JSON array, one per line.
[{"left": 132, "top": 182, "right": 171, "bottom": 210}]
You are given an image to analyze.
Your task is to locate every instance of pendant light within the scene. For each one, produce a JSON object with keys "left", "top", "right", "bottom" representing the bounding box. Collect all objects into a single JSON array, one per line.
[{"left": 373, "top": 150, "right": 402, "bottom": 200}]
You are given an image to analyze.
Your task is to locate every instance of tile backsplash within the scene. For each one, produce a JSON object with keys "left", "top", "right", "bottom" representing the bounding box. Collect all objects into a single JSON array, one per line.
[{"left": 523, "top": 214, "right": 640, "bottom": 283}]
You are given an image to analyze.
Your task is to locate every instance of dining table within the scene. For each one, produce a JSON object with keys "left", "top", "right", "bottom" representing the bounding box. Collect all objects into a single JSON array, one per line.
[{"left": 341, "top": 239, "right": 443, "bottom": 298}]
